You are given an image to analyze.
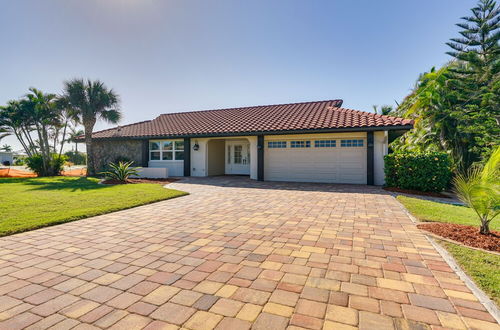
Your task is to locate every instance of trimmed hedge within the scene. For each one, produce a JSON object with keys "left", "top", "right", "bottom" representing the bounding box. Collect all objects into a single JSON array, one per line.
[{"left": 384, "top": 152, "right": 452, "bottom": 192}]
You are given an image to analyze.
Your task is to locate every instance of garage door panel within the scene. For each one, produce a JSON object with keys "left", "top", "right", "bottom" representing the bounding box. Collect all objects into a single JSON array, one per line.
[{"left": 264, "top": 139, "right": 366, "bottom": 184}]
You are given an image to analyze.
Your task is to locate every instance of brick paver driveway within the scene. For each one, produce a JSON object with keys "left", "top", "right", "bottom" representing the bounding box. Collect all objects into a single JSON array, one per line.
[{"left": 0, "top": 177, "right": 498, "bottom": 330}]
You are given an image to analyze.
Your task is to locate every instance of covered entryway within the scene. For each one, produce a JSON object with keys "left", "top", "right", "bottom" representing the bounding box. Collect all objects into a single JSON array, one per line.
[
  {"left": 205, "top": 138, "right": 252, "bottom": 177},
  {"left": 264, "top": 135, "right": 367, "bottom": 184}
]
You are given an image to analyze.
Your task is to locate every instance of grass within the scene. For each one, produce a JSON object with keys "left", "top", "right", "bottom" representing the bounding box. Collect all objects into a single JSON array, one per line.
[
  {"left": 441, "top": 240, "right": 500, "bottom": 306},
  {"left": 0, "top": 176, "right": 187, "bottom": 236},
  {"left": 397, "top": 195, "right": 499, "bottom": 230}
]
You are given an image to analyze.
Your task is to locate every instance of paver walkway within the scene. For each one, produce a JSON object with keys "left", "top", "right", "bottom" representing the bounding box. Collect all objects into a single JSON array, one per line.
[{"left": 0, "top": 177, "right": 498, "bottom": 330}]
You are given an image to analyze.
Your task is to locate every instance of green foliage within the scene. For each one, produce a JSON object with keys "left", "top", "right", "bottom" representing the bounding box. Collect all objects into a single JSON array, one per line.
[
  {"left": 0, "top": 176, "right": 187, "bottom": 236},
  {"left": 1, "top": 144, "right": 12, "bottom": 152},
  {"left": 13, "top": 157, "right": 25, "bottom": 166},
  {"left": 62, "top": 79, "right": 121, "bottom": 176},
  {"left": 394, "top": 0, "right": 499, "bottom": 171},
  {"left": 100, "top": 161, "right": 139, "bottom": 182},
  {"left": 64, "top": 151, "right": 86, "bottom": 165},
  {"left": 385, "top": 152, "right": 452, "bottom": 192},
  {"left": 26, "top": 154, "right": 67, "bottom": 176},
  {"left": 453, "top": 147, "right": 500, "bottom": 234}
]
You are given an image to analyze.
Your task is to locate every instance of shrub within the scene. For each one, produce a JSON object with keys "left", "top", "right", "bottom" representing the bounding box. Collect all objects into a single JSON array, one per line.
[
  {"left": 453, "top": 147, "right": 499, "bottom": 235},
  {"left": 385, "top": 152, "right": 452, "bottom": 192},
  {"left": 26, "top": 154, "right": 67, "bottom": 176},
  {"left": 2, "top": 161, "right": 10, "bottom": 166},
  {"left": 14, "top": 157, "right": 25, "bottom": 166},
  {"left": 100, "top": 161, "right": 140, "bottom": 183},
  {"left": 64, "top": 151, "right": 86, "bottom": 165}
]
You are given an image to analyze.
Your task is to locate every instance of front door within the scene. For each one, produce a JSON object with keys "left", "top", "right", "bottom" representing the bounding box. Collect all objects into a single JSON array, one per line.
[{"left": 226, "top": 142, "right": 250, "bottom": 175}]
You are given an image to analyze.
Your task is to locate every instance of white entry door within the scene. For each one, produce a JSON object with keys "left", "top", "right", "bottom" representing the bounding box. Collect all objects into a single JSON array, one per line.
[{"left": 226, "top": 142, "right": 250, "bottom": 175}]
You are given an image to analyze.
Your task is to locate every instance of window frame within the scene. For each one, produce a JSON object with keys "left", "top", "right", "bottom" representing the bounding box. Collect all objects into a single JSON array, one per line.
[
  {"left": 149, "top": 139, "right": 185, "bottom": 161},
  {"left": 340, "top": 139, "right": 364, "bottom": 147},
  {"left": 314, "top": 140, "right": 337, "bottom": 148},
  {"left": 267, "top": 141, "right": 287, "bottom": 149},
  {"left": 290, "top": 140, "right": 311, "bottom": 148}
]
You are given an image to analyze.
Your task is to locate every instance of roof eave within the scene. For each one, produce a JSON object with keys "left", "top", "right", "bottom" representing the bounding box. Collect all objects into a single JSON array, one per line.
[{"left": 86, "top": 124, "right": 413, "bottom": 141}]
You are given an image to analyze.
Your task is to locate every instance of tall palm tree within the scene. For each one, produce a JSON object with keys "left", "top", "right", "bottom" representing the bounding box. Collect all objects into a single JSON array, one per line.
[{"left": 62, "top": 79, "right": 121, "bottom": 176}]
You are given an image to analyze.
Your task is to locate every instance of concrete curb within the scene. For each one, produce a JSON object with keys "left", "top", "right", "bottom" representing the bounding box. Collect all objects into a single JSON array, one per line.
[{"left": 395, "top": 196, "right": 500, "bottom": 324}]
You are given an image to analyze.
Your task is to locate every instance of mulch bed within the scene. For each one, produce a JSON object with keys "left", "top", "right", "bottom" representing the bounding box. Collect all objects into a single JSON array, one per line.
[
  {"left": 418, "top": 222, "right": 500, "bottom": 252},
  {"left": 102, "top": 178, "right": 177, "bottom": 185},
  {"left": 384, "top": 186, "right": 451, "bottom": 198}
]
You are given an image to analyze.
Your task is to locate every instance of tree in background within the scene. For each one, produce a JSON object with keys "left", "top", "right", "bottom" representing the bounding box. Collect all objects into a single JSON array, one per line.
[
  {"left": 372, "top": 105, "right": 395, "bottom": 116},
  {"left": 1, "top": 144, "right": 12, "bottom": 152},
  {"left": 394, "top": 0, "right": 499, "bottom": 172},
  {"left": 0, "top": 88, "right": 77, "bottom": 176},
  {"left": 66, "top": 126, "right": 84, "bottom": 153},
  {"left": 62, "top": 79, "right": 121, "bottom": 176}
]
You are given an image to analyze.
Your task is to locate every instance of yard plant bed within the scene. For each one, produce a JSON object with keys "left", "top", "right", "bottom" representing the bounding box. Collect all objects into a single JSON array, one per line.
[
  {"left": 419, "top": 222, "right": 500, "bottom": 252},
  {"left": 384, "top": 186, "right": 450, "bottom": 198},
  {"left": 0, "top": 176, "right": 187, "bottom": 236}
]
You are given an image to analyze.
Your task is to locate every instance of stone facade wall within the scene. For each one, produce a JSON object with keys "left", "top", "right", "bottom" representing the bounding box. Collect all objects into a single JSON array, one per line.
[{"left": 91, "top": 139, "right": 144, "bottom": 172}]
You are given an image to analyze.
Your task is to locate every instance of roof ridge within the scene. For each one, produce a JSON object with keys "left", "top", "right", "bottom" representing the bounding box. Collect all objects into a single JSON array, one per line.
[
  {"left": 94, "top": 119, "right": 152, "bottom": 135},
  {"left": 156, "top": 99, "right": 343, "bottom": 118}
]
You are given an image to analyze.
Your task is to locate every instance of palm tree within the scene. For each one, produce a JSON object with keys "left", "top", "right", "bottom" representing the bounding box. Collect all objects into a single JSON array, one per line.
[
  {"left": 62, "top": 79, "right": 121, "bottom": 176},
  {"left": 66, "top": 126, "right": 84, "bottom": 153},
  {"left": 1, "top": 144, "right": 12, "bottom": 152},
  {"left": 454, "top": 147, "right": 500, "bottom": 234}
]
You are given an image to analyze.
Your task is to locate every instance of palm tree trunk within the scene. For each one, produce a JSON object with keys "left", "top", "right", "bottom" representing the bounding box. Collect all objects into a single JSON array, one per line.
[
  {"left": 479, "top": 220, "right": 490, "bottom": 235},
  {"left": 83, "top": 120, "right": 96, "bottom": 176}
]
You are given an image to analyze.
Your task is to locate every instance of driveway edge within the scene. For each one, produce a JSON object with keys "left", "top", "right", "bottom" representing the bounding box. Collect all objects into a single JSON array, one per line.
[{"left": 395, "top": 196, "right": 500, "bottom": 324}]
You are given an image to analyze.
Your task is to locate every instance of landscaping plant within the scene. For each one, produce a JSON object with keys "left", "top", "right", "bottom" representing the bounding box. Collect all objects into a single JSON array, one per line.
[
  {"left": 100, "top": 161, "right": 139, "bottom": 183},
  {"left": 384, "top": 152, "right": 452, "bottom": 192},
  {"left": 453, "top": 147, "right": 500, "bottom": 235}
]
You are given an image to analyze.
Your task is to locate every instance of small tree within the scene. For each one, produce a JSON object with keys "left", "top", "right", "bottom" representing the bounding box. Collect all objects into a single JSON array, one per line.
[{"left": 453, "top": 147, "right": 500, "bottom": 234}]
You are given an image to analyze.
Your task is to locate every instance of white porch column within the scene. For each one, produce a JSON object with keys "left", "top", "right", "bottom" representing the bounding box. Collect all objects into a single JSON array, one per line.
[
  {"left": 247, "top": 136, "right": 258, "bottom": 180},
  {"left": 374, "top": 131, "right": 388, "bottom": 185},
  {"left": 190, "top": 138, "right": 209, "bottom": 177}
]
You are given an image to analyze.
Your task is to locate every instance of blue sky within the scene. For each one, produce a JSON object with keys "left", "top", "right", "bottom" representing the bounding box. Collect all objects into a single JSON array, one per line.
[{"left": 1, "top": 0, "right": 474, "bottom": 150}]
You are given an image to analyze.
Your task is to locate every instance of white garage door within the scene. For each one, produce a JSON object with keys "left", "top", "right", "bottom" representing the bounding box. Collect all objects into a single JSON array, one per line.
[{"left": 264, "top": 138, "right": 367, "bottom": 184}]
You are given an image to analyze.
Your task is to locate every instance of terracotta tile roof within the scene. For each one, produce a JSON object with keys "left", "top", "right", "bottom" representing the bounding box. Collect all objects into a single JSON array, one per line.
[{"left": 91, "top": 99, "right": 413, "bottom": 139}]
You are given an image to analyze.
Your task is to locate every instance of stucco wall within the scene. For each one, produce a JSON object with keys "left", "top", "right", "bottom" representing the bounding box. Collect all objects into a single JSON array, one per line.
[
  {"left": 207, "top": 140, "right": 225, "bottom": 176},
  {"left": 91, "top": 139, "right": 144, "bottom": 172}
]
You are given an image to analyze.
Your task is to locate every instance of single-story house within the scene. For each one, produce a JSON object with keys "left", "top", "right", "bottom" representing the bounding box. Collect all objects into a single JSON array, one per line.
[{"left": 89, "top": 99, "right": 413, "bottom": 185}]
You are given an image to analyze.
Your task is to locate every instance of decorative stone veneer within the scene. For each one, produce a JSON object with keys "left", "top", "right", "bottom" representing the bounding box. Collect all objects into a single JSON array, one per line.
[{"left": 91, "top": 139, "right": 144, "bottom": 171}]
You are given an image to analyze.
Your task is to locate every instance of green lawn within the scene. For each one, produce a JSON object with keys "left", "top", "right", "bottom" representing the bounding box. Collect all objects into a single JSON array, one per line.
[
  {"left": 397, "top": 195, "right": 499, "bottom": 230},
  {"left": 441, "top": 241, "right": 500, "bottom": 306},
  {"left": 0, "top": 177, "right": 187, "bottom": 236}
]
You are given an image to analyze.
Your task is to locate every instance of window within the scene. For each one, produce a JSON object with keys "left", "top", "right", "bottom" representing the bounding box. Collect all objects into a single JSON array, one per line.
[
  {"left": 340, "top": 139, "right": 364, "bottom": 147},
  {"left": 315, "top": 140, "right": 336, "bottom": 148},
  {"left": 268, "top": 141, "right": 287, "bottom": 148},
  {"left": 234, "top": 145, "right": 243, "bottom": 164},
  {"left": 149, "top": 140, "right": 184, "bottom": 160},
  {"left": 290, "top": 141, "right": 311, "bottom": 148}
]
